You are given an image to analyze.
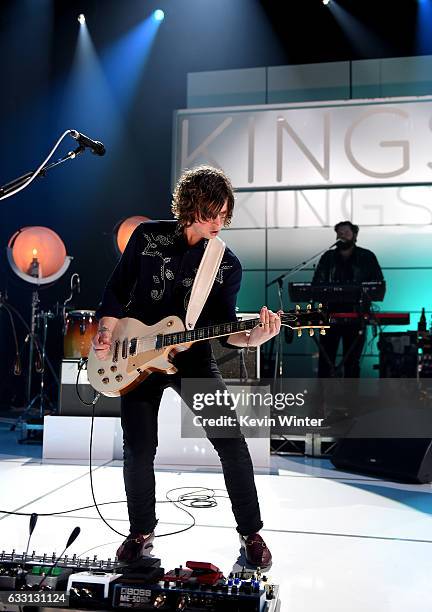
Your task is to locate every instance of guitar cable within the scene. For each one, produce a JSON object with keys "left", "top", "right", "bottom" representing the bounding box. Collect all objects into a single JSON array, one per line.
[
  {"left": 73, "top": 358, "right": 226, "bottom": 539},
  {"left": 75, "top": 358, "right": 101, "bottom": 407}
]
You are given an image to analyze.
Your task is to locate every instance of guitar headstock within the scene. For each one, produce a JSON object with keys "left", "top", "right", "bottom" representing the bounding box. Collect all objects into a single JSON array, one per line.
[{"left": 280, "top": 303, "right": 329, "bottom": 337}]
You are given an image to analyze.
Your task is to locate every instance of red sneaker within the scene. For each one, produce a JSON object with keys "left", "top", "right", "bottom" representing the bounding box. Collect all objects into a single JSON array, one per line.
[
  {"left": 116, "top": 532, "right": 154, "bottom": 563},
  {"left": 240, "top": 533, "right": 272, "bottom": 568}
]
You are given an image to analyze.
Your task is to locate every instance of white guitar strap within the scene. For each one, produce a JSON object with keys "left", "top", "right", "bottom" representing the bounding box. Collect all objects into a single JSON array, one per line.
[{"left": 185, "top": 236, "right": 226, "bottom": 330}]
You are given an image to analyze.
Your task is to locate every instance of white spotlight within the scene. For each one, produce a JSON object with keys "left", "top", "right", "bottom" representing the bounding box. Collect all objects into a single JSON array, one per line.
[
  {"left": 322, "top": 0, "right": 331, "bottom": 5},
  {"left": 78, "top": 14, "right": 86, "bottom": 25},
  {"left": 153, "top": 9, "right": 165, "bottom": 22}
]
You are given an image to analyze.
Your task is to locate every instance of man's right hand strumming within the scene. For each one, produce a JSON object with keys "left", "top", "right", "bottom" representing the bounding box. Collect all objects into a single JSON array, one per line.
[{"left": 92, "top": 317, "right": 118, "bottom": 360}]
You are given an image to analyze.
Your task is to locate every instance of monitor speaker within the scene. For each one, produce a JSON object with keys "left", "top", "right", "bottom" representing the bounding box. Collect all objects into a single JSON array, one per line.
[{"left": 331, "top": 437, "right": 432, "bottom": 483}]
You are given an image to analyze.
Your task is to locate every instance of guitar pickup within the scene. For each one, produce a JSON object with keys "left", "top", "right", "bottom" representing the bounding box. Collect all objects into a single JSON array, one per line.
[
  {"left": 155, "top": 334, "right": 163, "bottom": 350},
  {"left": 122, "top": 338, "right": 128, "bottom": 360}
]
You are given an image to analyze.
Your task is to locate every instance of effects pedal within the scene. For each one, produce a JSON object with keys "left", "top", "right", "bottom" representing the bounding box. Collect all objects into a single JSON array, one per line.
[
  {"left": 67, "top": 570, "right": 123, "bottom": 608},
  {"left": 113, "top": 563, "right": 280, "bottom": 611},
  {"left": 24, "top": 565, "right": 73, "bottom": 589}
]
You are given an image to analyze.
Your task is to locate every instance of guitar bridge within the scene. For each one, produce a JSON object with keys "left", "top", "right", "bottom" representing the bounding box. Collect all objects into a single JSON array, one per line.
[
  {"left": 113, "top": 340, "right": 120, "bottom": 363},
  {"left": 122, "top": 338, "right": 128, "bottom": 360},
  {"left": 129, "top": 337, "right": 137, "bottom": 356}
]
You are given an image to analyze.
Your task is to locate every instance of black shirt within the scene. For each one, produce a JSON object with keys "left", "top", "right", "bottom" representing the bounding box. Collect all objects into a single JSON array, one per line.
[
  {"left": 312, "top": 245, "right": 384, "bottom": 312},
  {"left": 312, "top": 246, "right": 383, "bottom": 285}
]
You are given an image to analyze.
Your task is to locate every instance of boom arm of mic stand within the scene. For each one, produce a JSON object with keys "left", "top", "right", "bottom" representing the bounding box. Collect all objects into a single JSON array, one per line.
[
  {"left": 266, "top": 242, "right": 335, "bottom": 385},
  {"left": 0, "top": 144, "right": 84, "bottom": 199},
  {"left": 266, "top": 243, "right": 336, "bottom": 290}
]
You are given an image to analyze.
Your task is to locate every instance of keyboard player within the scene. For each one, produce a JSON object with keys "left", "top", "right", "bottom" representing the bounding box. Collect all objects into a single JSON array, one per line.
[{"left": 312, "top": 221, "right": 384, "bottom": 378}]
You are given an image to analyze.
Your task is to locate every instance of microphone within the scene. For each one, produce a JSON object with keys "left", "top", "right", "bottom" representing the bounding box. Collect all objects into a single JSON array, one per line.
[
  {"left": 65, "top": 526, "right": 81, "bottom": 549},
  {"left": 38, "top": 526, "right": 81, "bottom": 589},
  {"left": 24, "top": 513, "right": 38, "bottom": 560},
  {"left": 330, "top": 239, "right": 346, "bottom": 248},
  {"left": 69, "top": 130, "right": 106, "bottom": 156}
]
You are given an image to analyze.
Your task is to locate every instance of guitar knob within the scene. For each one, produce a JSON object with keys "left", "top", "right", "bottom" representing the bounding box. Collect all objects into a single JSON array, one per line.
[
  {"left": 320, "top": 329, "right": 326, "bottom": 336},
  {"left": 297, "top": 329, "right": 302, "bottom": 337},
  {"left": 115, "top": 375, "right": 123, "bottom": 382},
  {"left": 102, "top": 377, "right": 109, "bottom": 384},
  {"left": 110, "top": 366, "right": 117, "bottom": 372},
  {"left": 97, "top": 368, "right": 105, "bottom": 375}
]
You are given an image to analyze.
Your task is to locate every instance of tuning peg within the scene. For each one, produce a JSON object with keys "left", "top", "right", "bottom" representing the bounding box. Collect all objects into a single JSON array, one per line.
[
  {"left": 309, "top": 329, "right": 314, "bottom": 336},
  {"left": 297, "top": 329, "right": 302, "bottom": 337},
  {"left": 306, "top": 304, "right": 312, "bottom": 311},
  {"left": 320, "top": 329, "right": 326, "bottom": 336},
  {"left": 295, "top": 304, "right": 301, "bottom": 312}
]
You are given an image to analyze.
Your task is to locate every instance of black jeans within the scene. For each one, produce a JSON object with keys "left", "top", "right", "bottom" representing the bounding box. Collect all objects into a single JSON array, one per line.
[
  {"left": 318, "top": 323, "right": 366, "bottom": 378},
  {"left": 120, "top": 347, "right": 263, "bottom": 537}
]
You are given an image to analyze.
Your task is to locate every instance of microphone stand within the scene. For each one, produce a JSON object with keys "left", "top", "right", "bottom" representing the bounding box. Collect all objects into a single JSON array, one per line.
[
  {"left": 266, "top": 241, "right": 339, "bottom": 387},
  {"left": 0, "top": 146, "right": 85, "bottom": 198}
]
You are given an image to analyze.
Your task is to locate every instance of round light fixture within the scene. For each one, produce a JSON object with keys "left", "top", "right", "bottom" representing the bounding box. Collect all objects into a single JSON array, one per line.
[
  {"left": 7, "top": 226, "right": 72, "bottom": 285},
  {"left": 115, "top": 215, "right": 150, "bottom": 255}
]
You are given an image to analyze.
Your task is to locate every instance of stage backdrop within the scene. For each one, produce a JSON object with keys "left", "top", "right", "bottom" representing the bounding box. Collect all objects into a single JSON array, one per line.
[{"left": 173, "top": 94, "right": 432, "bottom": 377}]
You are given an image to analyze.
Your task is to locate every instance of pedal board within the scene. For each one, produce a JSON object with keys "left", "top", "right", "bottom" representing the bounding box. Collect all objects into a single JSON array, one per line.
[{"left": 0, "top": 552, "right": 281, "bottom": 611}]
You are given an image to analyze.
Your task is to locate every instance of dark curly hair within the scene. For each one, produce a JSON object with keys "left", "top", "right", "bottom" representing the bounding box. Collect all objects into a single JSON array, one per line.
[
  {"left": 171, "top": 165, "right": 235, "bottom": 228},
  {"left": 334, "top": 220, "right": 359, "bottom": 237}
]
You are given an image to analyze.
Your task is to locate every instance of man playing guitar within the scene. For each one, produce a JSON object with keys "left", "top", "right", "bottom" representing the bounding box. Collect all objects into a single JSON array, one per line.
[{"left": 92, "top": 165, "right": 281, "bottom": 567}]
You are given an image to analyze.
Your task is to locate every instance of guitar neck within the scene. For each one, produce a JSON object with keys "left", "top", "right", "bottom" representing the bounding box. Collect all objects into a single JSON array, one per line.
[{"left": 162, "top": 318, "right": 260, "bottom": 347}]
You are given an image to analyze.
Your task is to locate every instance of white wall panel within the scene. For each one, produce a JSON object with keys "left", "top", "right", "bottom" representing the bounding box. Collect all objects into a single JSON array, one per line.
[{"left": 223, "top": 229, "right": 266, "bottom": 270}]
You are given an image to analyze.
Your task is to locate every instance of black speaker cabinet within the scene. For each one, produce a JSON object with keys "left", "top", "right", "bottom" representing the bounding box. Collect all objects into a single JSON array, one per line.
[
  {"left": 59, "top": 360, "right": 121, "bottom": 417},
  {"left": 331, "top": 437, "right": 432, "bottom": 483}
]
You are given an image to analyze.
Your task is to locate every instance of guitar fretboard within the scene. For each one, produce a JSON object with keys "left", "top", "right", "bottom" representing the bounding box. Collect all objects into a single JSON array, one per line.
[{"left": 162, "top": 317, "right": 260, "bottom": 347}]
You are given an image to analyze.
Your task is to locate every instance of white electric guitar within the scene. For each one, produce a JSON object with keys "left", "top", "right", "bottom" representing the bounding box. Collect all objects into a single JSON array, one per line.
[{"left": 87, "top": 308, "right": 329, "bottom": 397}]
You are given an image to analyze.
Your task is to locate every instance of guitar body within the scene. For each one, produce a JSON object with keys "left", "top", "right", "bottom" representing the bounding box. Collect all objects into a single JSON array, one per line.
[{"left": 87, "top": 316, "right": 191, "bottom": 396}]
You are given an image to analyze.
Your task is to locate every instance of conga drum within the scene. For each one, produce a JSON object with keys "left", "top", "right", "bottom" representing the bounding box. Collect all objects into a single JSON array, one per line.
[{"left": 64, "top": 310, "right": 98, "bottom": 359}]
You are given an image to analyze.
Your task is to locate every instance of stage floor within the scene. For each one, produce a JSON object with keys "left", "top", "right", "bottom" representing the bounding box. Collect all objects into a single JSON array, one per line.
[{"left": 0, "top": 425, "right": 431, "bottom": 611}]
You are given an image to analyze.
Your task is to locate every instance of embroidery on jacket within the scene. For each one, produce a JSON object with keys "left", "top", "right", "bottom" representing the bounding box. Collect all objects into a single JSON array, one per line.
[
  {"left": 141, "top": 232, "right": 174, "bottom": 301},
  {"left": 215, "top": 263, "right": 233, "bottom": 284}
]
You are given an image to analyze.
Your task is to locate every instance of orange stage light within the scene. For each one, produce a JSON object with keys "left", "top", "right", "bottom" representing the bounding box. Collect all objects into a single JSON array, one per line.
[
  {"left": 115, "top": 215, "right": 150, "bottom": 254},
  {"left": 7, "top": 226, "right": 72, "bottom": 284}
]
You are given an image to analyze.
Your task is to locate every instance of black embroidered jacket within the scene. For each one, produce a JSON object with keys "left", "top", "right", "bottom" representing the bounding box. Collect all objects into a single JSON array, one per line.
[{"left": 96, "top": 221, "right": 242, "bottom": 347}]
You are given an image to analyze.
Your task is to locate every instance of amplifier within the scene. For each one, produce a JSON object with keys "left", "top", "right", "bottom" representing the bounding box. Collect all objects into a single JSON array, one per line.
[
  {"left": 210, "top": 341, "right": 259, "bottom": 380},
  {"left": 378, "top": 332, "right": 417, "bottom": 378},
  {"left": 58, "top": 360, "right": 121, "bottom": 417},
  {"left": 211, "top": 313, "right": 260, "bottom": 380}
]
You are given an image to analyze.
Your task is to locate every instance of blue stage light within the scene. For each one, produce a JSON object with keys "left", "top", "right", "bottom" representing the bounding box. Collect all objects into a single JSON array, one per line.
[
  {"left": 153, "top": 9, "right": 165, "bottom": 22},
  {"left": 78, "top": 14, "right": 86, "bottom": 25}
]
